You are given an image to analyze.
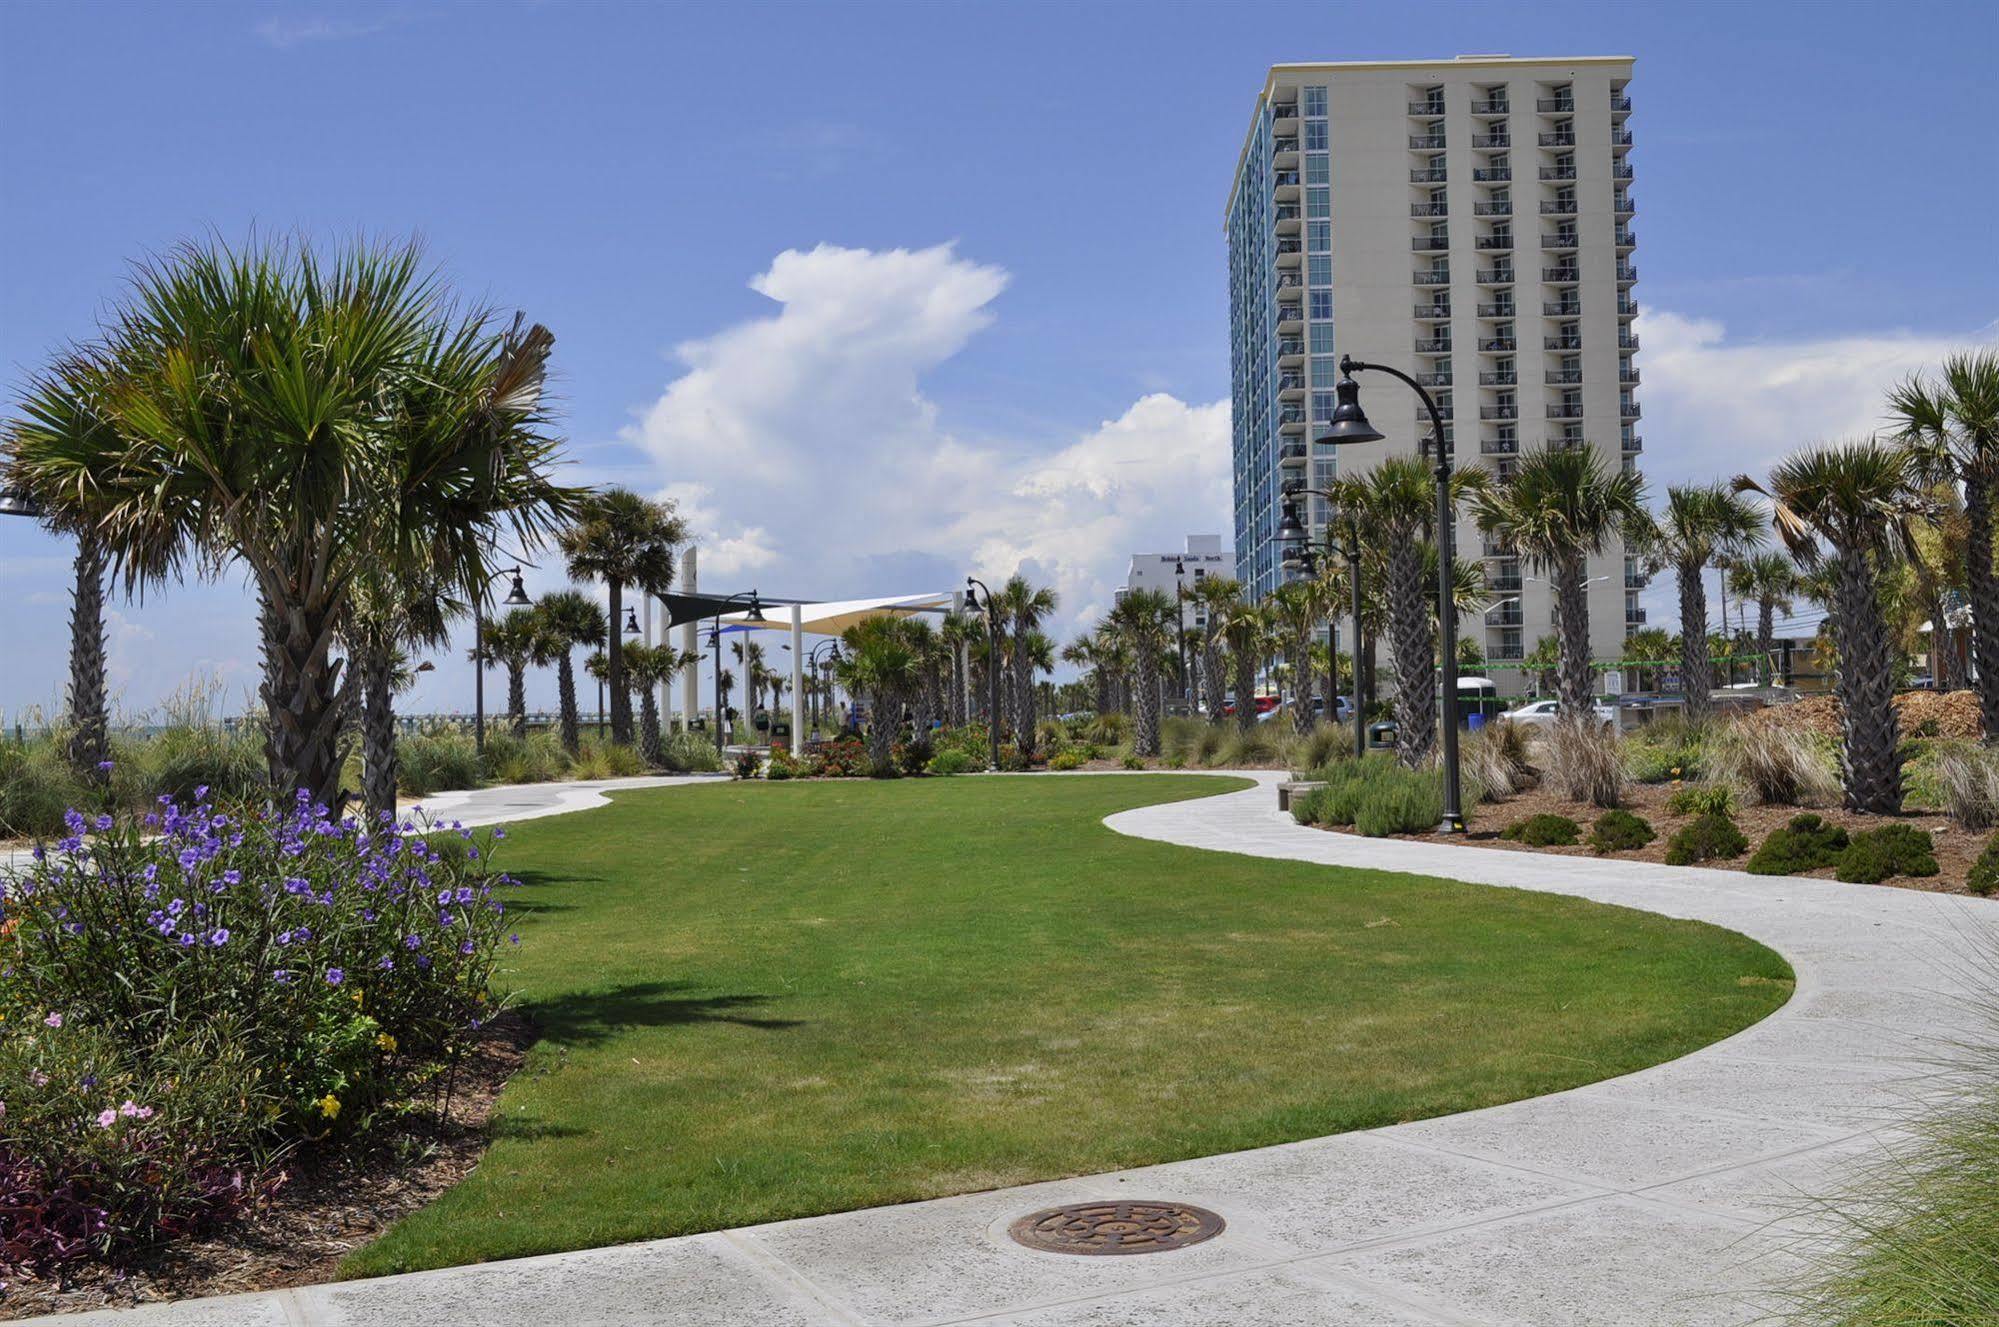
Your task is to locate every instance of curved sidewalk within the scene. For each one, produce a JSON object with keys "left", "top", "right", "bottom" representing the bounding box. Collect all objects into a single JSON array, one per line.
[{"left": 44, "top": 772, "right": 1999, "bottom": 1326}]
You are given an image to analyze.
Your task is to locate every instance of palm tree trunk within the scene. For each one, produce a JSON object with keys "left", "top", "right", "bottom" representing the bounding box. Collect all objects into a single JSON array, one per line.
[
  {"left": 1552, "top": 554, "right": 1594, "bottom": 718},
  {"left": 638, "top": 686, "right": 664, "bottom": 766},
  {"left": 1757, "top": 600, "right": 1777, "bottom": 686},
  {"left": 866, "top": 687, "right": 897, "bottom": 766},
  {"left": 1677, "top": 557, "right": 1713, "bottom": 724},
  {"left": 557, "top": 653, "right": 580, "bottom": 754},
  {"left": 1965, "top": 470, "right": 1999, "bottom": 738},
  {"left": 1835, "top": 548, "right": 1901, "bottom": 813},
  {"left": 607, "top": 581, "right": 630, "bottom": 745},
  {"left": 64, "top": 530, "right": 110, "bottom": 782},
  {"left": 1134, "top": 647, "right": 1162, "bottom": 755},
  {"left": 1292, "top": 633, "right": 1317, "bottom": 737},
  {"left": 1013, "top": 639, "right": 1036, "bottom": 758},
  {"left": 1203, "top": 637, "right": 1227, "bottom": 726},
  {"left": 257, "top": 587, "right": 286, "bottom": 791},
  {"left": 1233, "top": 649, "right": 1256, "bottom": 734},
  {"left": 360, "top": 636, "right": 398, "bottom": 821},
  {"left": 506, "top": 663, "right": 528, "bottom": 737},
  {"left": 263, "top": 587, "right": 350, "bottom": 808},
  {"left": 1387, "top": 541, "right": 1435, "bottom": 767}
]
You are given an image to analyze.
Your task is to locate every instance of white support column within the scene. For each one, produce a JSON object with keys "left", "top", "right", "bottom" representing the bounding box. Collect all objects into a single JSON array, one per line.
[
  {"left": 679, "top": 547, "right": 700, "bottom": 732},
  {"left": 953, "top": 590, "right": 971, "bottom": 720},
  {"left": 789, "top": 604, "right": 805, "bottom": 750}
]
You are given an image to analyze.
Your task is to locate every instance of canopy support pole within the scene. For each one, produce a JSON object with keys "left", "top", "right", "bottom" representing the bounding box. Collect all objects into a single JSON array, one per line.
[{"left": 789, "top": 603, "right": 805, "bottom": 750}]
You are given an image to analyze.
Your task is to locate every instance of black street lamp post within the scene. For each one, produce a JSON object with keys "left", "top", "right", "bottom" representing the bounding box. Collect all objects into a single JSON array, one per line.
[
  {"left": 1276, "top": 492, "right": 1368, "bottom": 763},
  {"left": 708, "top": 591, "right": 765, "bottom": 755},
  {"left": 1314, "top": 355, "right": 1466, "bottom": 832},
  {"left": 473, "top": 566, "right": 533, "bottom": 754},
  {"left": 807, "top": 639, "right": 841, "bottom": 740},
  {"left": 963, "top": 576, "right": 1002, "bottom": 773}
]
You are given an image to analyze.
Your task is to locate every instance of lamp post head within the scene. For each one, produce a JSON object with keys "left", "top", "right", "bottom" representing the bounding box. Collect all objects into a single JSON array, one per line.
[
  {"left": 0, "top": 485, "right": 43, "bottom": 520},
  {"left": 1317, "top": 372, "right": 1385, "bottom": 446},
  {"left": 744, "top": 591, "right": 766, "bottom": 623},
  {"left": 624, "top": 607, "right": 641, "bottom": 635},
  {"left": 502, "top": 571, "right": 532, "bottom": 606},
  {"left": 1275, "top": 498, "right": 1307, "bottom": 546}
]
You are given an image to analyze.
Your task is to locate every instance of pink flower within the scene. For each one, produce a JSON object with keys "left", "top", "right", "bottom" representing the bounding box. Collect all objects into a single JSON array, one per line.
[
  {"left": 43, "top": 1012, "right": 62, "bottom": 1028},
  {"left": 96, "top": 1108, "right": 117, "bottom": 1128},
  {"left": 137, "top": 1105, "right": 154, "bottom": 1119},
  {"left": 30, "top": 1071, "right": 48, "bottom": 1087},
  {"left": 118, "top": 1100, "right": 141, "bottom": 1118}
]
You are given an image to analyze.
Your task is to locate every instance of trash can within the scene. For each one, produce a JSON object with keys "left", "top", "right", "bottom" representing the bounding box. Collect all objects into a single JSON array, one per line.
[
  {"left": 1467, "top": 712, "right": 1486, "bottom": 732},
  {"left": 1367, "top": 721, "right": 1396, "bottom": 750}
]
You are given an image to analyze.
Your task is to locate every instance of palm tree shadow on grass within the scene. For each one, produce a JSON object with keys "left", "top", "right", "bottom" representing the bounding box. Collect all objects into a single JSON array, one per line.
[{"left": 528, "top": 981, "right": 805, "bottom": 1048}]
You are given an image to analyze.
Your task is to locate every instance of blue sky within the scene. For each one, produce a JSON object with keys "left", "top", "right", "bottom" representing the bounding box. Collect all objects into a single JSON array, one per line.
[{"left": 2, "top": 0, "right": 1994, "bottom": 720}]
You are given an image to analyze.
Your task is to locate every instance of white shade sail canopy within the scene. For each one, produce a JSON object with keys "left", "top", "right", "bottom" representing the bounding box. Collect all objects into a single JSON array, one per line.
[{"left": 719, "top": 590, "right": 958, "bottom": 637}]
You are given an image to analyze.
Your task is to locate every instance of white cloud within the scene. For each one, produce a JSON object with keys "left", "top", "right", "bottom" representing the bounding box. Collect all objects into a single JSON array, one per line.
[
  {"left": 1633, "top": 310, "right": 1996, "bottom": 487},
  {"left": 624, "top": 243, "right": 1229, "bottom": 640},
  {"left": 255, "top": 15, "right": 394, "bottom": 48}
]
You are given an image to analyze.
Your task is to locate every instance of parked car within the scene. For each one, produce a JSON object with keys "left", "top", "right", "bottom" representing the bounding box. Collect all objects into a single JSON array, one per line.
[{"left": 1501, "top": 698, "right": 1617, "bottom": 731}]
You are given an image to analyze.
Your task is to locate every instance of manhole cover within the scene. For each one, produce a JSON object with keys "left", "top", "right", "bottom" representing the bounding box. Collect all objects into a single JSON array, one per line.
[{"left": 1008, "top": 1201, "right": 1225, "bottom": 1256}]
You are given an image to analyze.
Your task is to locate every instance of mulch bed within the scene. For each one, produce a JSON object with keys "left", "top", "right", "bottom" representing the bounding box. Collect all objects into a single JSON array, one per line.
[
  {"left": 2, "top": 1013, "right": 533, "bottom": 1320},
  {"left": 1384, "top": 780, "right": 1984, "bottom": 896}
]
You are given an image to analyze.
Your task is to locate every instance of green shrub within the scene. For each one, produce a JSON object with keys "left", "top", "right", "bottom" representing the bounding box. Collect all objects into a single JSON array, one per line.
[
  {"left": 1663, "top": 812, "right": 1749, "bottom": 865},
  {"left": 1745, "top": 813, "right": 1850, "bottom": 876},
  {"left": 893, "top": 737, "right": 933, "bottom": 778},
  {"left": 570, "top": 739, "right": 649, "bottom": 781},
  {"left": 1627, "top": 740, "right": 1702, "bottom": 784},
  {"left": 1121, "top": 754, "right": 1146, "bottom": 770},
  {"left": 1048, "top": 750, "right": 1086, "bottom": 772},
  {"left": 1291, "top": 785, "right": 1330, "bottom": 825},
  {"left": 1501, "top": 813, "right": 1582, "bottom": 847},
  {"left": 0, "top": 740, "right": 91, "bottom": 839},
  {"left": 1666, "top": 784, "right": 1737, "bottom": 818},
  {"left": 1353, "top": 769, "right": 1444, "bottom": 837},
  {"left": 659, "top": 732, "right": 722, "bottom": 773},
  {"left": 1087, "top": 712, "right": 1132, "bottom": 747},
  {"left": 930, "top": 723, "right": 991, "bottom": 766},
  {"left": 1587, "top": 809, "right": 1655, "bottom": 854},
  {"left": 1834, "top": 824, "right": 1940, "bottom": 884},
  {"left": 482, "top": 730, "right": 571, "bottom": 785},
  {"left": 1311, "top": 754, "right": 1399, "bottom": 826},
  {"left": 927, "top": 749, "right": 977, "bottom": 776},
  {"left": 396, "top": 731, "right": 485, "bottom": 796},
  {"left": 1968, "top": 837, "right": 1999, "bottom": 897}
]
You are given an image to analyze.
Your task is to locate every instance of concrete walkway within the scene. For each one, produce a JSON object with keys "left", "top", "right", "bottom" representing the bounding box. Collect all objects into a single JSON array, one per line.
[{"left": 41, "top": 772, "right": 1999, "bottom": 1326}]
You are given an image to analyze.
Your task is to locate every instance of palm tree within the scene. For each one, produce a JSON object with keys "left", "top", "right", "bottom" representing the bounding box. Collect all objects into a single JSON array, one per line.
[
  {"left": 940, "top": 612, "right": 978, "bottom": 725},
  {"left": 616, "top": 642, "right": 688, "bottom": 766},
  {"left": 1620, "top": 625, "right": 1675, "bottom": 692},
  {"left": 1192, "top": 576, "right": 1244, "bottom": 726},
  {"left": 534, "top": 590, "right": 606, "bottom": 754},
  {"left": 1725, "top": 552, "right": 1798, "bottom": 688},
  {"left": 1107, "top": 590, "right": 1175, "bottom": 754},
  {"left": 1468, "top": 446, "right": 1645, "bottom": 727},
  {"left": 8, "top": 238, "right": 576, "bottom": 805},
  {"left": 1630, "top": 484, "right": 1763, "bottom": 724},
  {"left": 1266, "top": 578, "right": 1329, "bottom": 735},
  {"left": 475, "top": 607, "right": 541, "bottom": 737},
  {"left": 1338, "top": 457, "right": 1486, "bottom": 767},
  {"left": 901, "top": 617, "right": 944, "bottom": 735},
  {"left": 1215, "top": 594, "right": 1267, "bottom": 733},
  {"left": 1060, "top": 635, "right": 1106, "bottom": 714},
  {"left": 1903, "top": 483, "right": 1971, "bottom": 691},
  {"left": 994, "top": 575, "right": 1058, "bottom": 758},
  {"left": 837, "top": 617, "right": 920, "bottom": 767},
  {"left": 559, "top": 488, "right": 685, "bottom": 746},
  {"left": 1736, "top": 442, "right": 1926, "bottom": 813},
  {"left": 1889, "top": 350, "right": 1999, "bottom": 733},
  {"left": 351, "top": 570, "right": 460, "bottom": 818}
]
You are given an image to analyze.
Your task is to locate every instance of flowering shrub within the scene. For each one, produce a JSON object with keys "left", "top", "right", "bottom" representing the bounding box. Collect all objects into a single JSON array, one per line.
[
  {"left": 813, "top": 739, "right": 869, "bottom": 778},
  {"left": 0, "top": 783, "right": 520, "bottom": 1274}
]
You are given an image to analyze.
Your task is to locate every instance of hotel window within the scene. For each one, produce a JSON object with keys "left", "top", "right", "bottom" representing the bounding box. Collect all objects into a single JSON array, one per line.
[
  {"left": 1312, "top": 391, "right": 1335, "bottom": 422},
  {"left": 1309, "top": 290, "right": 1332, "bottom": 319},
  {"left": 1311, "top": 356, "right": 1337, "bottom": 384},
  {"left": 1306, "top": 155, "right": 1329, "bottom": 186},
  {"left": 1305, "top": 121, "right": 1328, "bottom": 150},
  {"left": 1306, "top": 187, "right": 1330, "bottom": 218},
  {"left": 1303, "top": 86, "right": 1327, "bottom": 116},
  {"left": 1307, "top": 255, "right": 1331, "bottom": 286},
  {"left": 1306, "top": 220, "right": 1331, "bottom": 251},
  {"left": 1310, "top": 324, "right": 1335, "bottom": 352}
]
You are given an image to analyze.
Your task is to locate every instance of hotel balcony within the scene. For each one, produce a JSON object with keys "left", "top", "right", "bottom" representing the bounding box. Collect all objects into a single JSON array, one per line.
[
  {"left": 1543, "top": 300, "right": 1583, "bottom": 317},
  {"left": 1413, "top": 269, "right": 1452, "bottom": 286},
  {"left": 1539, "top": 165, "right": 1578, "bottom": 181},
  {"left": 1612, "top": 128, "right": 1634, "bottom": 149},
  {"left": 1414, "top": 370, "right": 1453, "bottom": 387},
  {"left": 1277, "top": 338, "right": 1304, "bottom": 362},
  {"left": 1545, "top": 369, "right": 1583, "bottom": 385},
  {"left": 1475, "top": 234, "right": 1514, "bottom": 250},
  {"left": 1273, "top": 205, "right": 1301, "bottom": 234},
  {"left": 1414, "top": 335, "right": 1453, "bottom": 354},
  {"left": 1620, "top": 367, "right": 1641, "bottom": 386},
  {"left": 1479, "top": 404, "right": 1518, "bottom": 420},
  {"left": 1275, "top": 272, "right": 1302, "bottom": 289},
  {"left": 1472, "top": 166, "right": 1512, "bottom": 182},
  {"left": 1542, "top": 265, "right": 1581, "bottom": 283},
  {"left": 1491, "top": 641, "right": 1525, "bottom": 662},
  {"left": 1476, "top": 267, "right": 1515, "bottom": 285},
  {"left": 1473, "top": 200, "right": 1512, "bottom": 217},
  {"left": 1275, "top": 170, "right": 1301, "bottom": 199},
  {"left": 1611, "top": 92, "right": 1633, "bottom": 114},
  {"left": 1482, "top": 539, "right": 1517, "bottom": 557},
  {"left": 1278, "top": 305, "right": 1302, "bottom": 328},
  {"left": 1412, "top": 201, "right": 1450, "bottom": 217},
  {"left": 1278, "top": 442, "right": 1308, "bottom": 465},
  {"left": 1547, "top": 403, "right": 1585, "bottom": 420},
  {"left": 1408, "top": 100, "right": 1446, "bottom": 117},
  {"left": 1540, "top": 199, "right": 1578, "bottom": 216},
  {"left": 1621, "top": 400, "right": 1642, "bottom": 419},
  {"left": 1623, "top": 435, "right": 1643, "bottom": 453},
  {"left": 1616, "top": 263, "right": 1639, "bottom": 283},
  {"left": 1410, "top": 166, "right": 1448, "bottom": 183},
  {"left": 1278, "top": 373, "right": 1305, "bottom": 396},
  {"left": 1545, "top": 334, "right": 1583, "bottom": 350},
  {"left": 1478, "top": 335, "right": 1517, "bottom": 352},
  {"left": 1618, "top": 332, "right": 1640, "bottom": 351},
  {"left": 1486, "top": 604, "right": 1523, "bottom": 627},
  {"left": 1471, "top": 97, "right": 1510, "bottom": 115},
  {"left": 1471, "top": 132, "right": 1510, "bottom": 149},
  {"left": 1618, "top": 297, "right": 1639, "bottom": 316},
  {"left": 1415, "top": 303, "right": 1452, "bottom": 320},
  {"left": 1409, "top": 132, "right": 1446, "bottom": 149},
  {"left": 1626, "top": 607, "right": 1648, "bottom": 625},
  {"left": 1536, "top": 97, "right": 1576, "bottom": 113},
  {"left": 1478, "top": 370, "right": 1517, "bottom": 386},
  {"left": 1411, "top": 235, "right": 1451, "bottom": 251},
  {"left": 1541, "top": 232, "right": 1579, "bottom": 251},
  {"left": 1272, "top": 102, "right": 1299, "bottom": 127},
  {"left": 1274, "top": 137, "right": 1299, "bottom": 166},
  {"left": 1279, "top": 408, "right": 1307, "bottom": 431},
  {"left": 1613, "top": 162, "right": 1635, "bottom": 180},
  {"left": 1481, "top": 438, "right": 1520, "bottom": 455},
  {"left": 1615, "top": 228, "right": 1637, "bottom": 248},
  {"left": 1538, "top": 130, "right": 1577, "bottom": 148},
  {"left": 1476, "top": 302, "right": 1516, "bottom": 318},
  {"left": 1615, "top": 194, "right": 1636, "bottom": 216}
]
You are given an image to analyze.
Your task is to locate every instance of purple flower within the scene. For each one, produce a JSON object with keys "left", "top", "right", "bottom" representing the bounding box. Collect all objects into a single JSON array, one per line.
[
  {"left": 222, "top": 870, "right": 241, "bottom": 886},
  {"left": 96, "top": 1108, "right": 118, "bottom": 1129},
  {"left": 325, "top": 968, "right": 344, "bottom": 986},
  {"left": 194, "top": 785, "right": 209, "bottom": 801},
  {"left": 404, "top": 933, "right": 422, "bottom": 950},
  {"left": 208, "top": 928, "right": 229, "bottom": 946},
  {"left": 96, "top": 760, "right": 115, "bottom": 773},
  {"left": 43, "top": 1012, "right": 63, "bottom": 1028},
  {"left": 272, "top": 969, "right": 293, "bottom": 984},
  {"left": 93, "top": 814, "right": 114, "bottom": 832},
  {"left": 376, "top": 955, "right": 395, "bottom": 970},
  {"left": 459, "top": 940, "right": 475, "bottom": 955}
]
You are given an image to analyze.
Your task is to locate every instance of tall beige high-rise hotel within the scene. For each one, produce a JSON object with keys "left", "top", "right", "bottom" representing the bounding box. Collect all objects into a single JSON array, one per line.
[{"left": 1227, "top": 56, "right": 1644, "bottom": 687}]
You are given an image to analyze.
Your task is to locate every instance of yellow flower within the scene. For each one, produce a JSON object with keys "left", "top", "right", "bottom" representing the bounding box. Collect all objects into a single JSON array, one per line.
[
  {"left": 316, "top": 1094, "right": 341, "bottom": 1119},
  {"left": 375, "top": 1033, "right": 398, "bottom": 1054}
]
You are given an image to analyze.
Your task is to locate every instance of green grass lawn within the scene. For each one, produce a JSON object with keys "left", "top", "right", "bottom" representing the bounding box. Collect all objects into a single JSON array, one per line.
[{"left": 347, "top": 775, "right": 1792, "bottom": 1276}]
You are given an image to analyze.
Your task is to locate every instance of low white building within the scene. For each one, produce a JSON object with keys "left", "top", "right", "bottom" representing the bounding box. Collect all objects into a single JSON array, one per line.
[{"left": 1117, "top": 535, "right": 1235, "bottom": 632}]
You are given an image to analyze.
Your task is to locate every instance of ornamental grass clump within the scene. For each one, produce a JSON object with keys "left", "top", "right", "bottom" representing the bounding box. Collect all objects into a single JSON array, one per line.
[
  {"left": 1541, "top": 717, "right": 1625, "bottom": 808},
  {"left": 0, "top": 783, "right": 520, "bottom": 1275},
  {"left": 1703, "top": 720, "right": 1840, "bottom": 807}
]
